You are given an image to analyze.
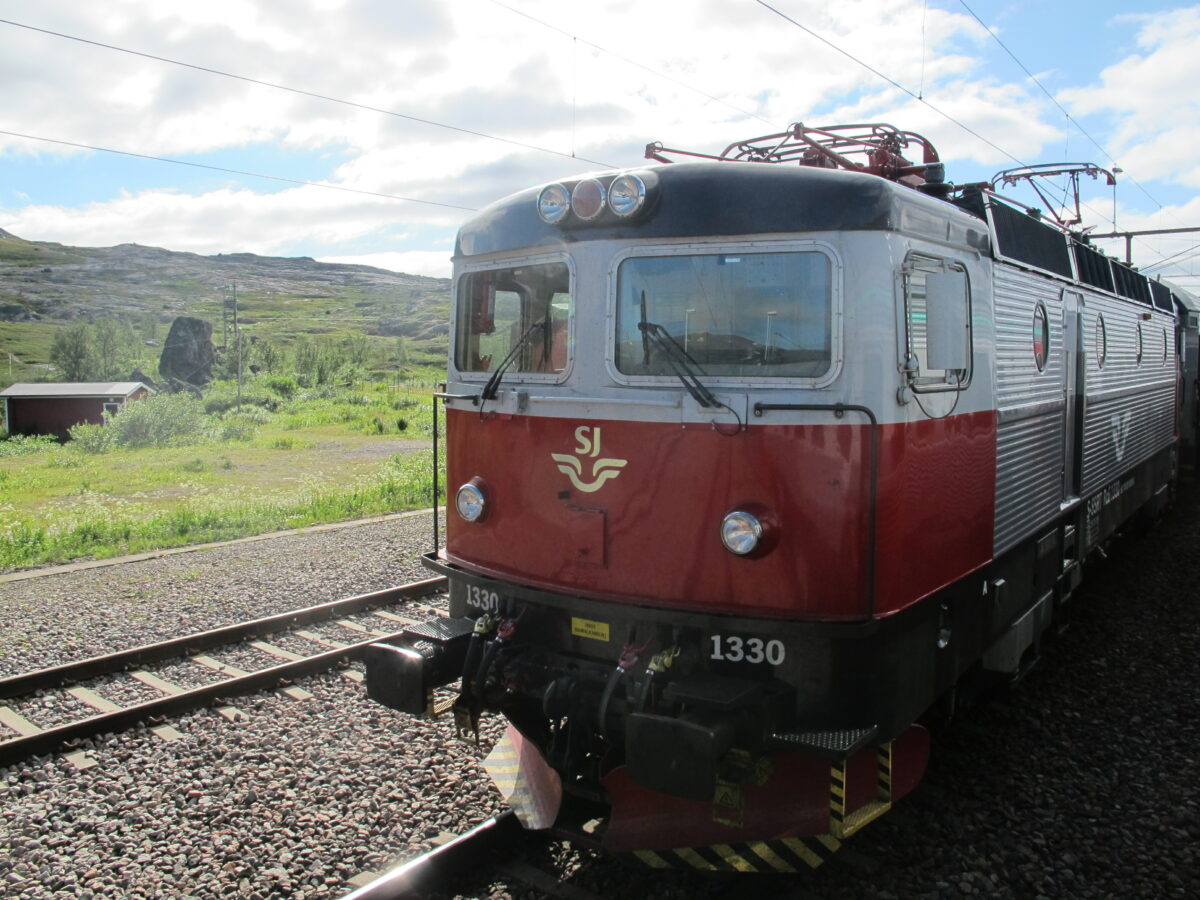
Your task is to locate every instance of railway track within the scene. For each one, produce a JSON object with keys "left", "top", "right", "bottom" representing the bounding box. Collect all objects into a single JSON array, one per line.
[
  {"left": 0, "top": 575, "right": 447, "bottom": 768},
  {"left": 342, "top": 810, "right": 616, "bottom": 900}
]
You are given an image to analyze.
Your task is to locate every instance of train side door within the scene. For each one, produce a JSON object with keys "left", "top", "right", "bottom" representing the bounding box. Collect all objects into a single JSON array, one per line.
[{"left": 1062, "top": 290, "right": 1085, "bottom": 502}]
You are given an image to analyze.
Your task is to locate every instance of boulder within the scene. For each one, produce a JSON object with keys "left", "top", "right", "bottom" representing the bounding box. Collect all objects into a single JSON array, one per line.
[{"left": 159, "top": 317, "right": 215, "bottom": 385}]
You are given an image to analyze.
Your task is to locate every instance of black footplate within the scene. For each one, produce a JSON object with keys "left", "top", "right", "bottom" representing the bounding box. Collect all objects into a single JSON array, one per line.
[{"left": 768, "top": 726, "right": 879, "bottom": 759}]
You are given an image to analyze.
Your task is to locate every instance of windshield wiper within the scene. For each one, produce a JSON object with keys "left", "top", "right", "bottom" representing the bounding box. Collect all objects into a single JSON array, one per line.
[
  {"left": 637, "top": 291, "right": 719, "bottom": 408},
  {"left": 479, "top": 320, "right": 546, "bottom": 404}
]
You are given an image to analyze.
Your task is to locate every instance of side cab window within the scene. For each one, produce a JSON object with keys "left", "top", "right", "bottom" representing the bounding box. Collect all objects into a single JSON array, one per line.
[{"left": 902, "top": 255, "right": 972, "bottom": 391}]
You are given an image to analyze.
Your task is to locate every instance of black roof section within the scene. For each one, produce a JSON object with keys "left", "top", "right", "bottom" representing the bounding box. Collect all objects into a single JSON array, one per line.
[
  {"left": 955, "top": 188, "right": 1173, "bottom": 312},
  {"left": 455, "top": 162, "right": 980, "bottom": 258}
]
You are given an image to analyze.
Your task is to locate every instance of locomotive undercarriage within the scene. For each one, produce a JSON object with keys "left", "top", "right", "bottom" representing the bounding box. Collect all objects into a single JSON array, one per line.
[{"left": 363, "top": 552, "right": 950, "bottom": 854}]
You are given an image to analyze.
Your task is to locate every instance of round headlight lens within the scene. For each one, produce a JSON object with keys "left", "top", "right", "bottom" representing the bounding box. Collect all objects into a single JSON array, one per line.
[
  {"left": 570, "top": 179, "right": 606, "bottom": 221},
  {"left": 536, "top": 183, "right": 571, "bottom": 224},
  {"left": 720, "top": 511, "right": 763, "bottom": 556},
  {"left": 607, "top": 173, "right": 647, "bottom": 218},
  {"left": 455, "top": 483, "right": 486, "bottom": 522}
]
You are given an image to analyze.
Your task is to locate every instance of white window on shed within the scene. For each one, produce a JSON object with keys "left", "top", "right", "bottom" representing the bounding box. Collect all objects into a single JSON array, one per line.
[
  {"left": 103, "top": 402, "right": 121, "bottom": 418},
  {"left": 902, "top": 255, "right": 971, "bottom": 390}
]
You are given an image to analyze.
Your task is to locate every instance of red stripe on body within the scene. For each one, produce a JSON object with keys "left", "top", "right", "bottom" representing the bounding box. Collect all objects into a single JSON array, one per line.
[{"left": 446, "top": 408, "right": 996, "bottom": 619}]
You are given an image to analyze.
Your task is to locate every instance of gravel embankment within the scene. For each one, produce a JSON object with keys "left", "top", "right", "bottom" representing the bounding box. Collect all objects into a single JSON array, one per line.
[
  {"left": 2, "top": 491, "right": 1198, "bottom": 899},
  {"left": 1, "top": 511, "right": 510, "bottom": 900},
  {"left": 0, "top": 512, "right": 441, "bottom": 678}
]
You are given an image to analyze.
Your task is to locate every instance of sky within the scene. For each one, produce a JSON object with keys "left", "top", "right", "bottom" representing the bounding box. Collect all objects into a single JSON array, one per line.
[{"left": 2, "top": 0, "right": 1200, "bottom": 289}]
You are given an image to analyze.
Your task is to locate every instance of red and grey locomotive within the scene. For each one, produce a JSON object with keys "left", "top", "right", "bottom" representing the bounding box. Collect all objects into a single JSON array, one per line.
[{"left": 365, "top": 123, "right": 1195, "bottom": 871}]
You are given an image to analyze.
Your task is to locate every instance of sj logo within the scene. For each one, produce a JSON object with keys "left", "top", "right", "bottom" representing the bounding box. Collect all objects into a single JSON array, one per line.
[
  {"left": 1111, "top": 410, "right": 1132, "bottom": 461},
  {"left": 551, "top": 426, "right": 627, "bottom": 493}
]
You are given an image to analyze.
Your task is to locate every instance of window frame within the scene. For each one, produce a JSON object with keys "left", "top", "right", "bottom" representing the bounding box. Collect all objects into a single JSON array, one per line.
[
  {"left": 898, "top": 253, "right": 974, "bottom": 393},
  {"left": 451, "top": 251, "right": 576, "bottom": 385},
  {"left": 605, "top": 239, "right": 844, "bottom": 390}
]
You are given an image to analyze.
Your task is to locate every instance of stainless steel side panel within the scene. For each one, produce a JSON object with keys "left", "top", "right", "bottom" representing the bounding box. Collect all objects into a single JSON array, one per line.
[
  {"left": 993, "top": 266, "right": 1066, "bottom": 555},
  {"left": 992, "top": 262, "right": 1176, "bottom": 556}
]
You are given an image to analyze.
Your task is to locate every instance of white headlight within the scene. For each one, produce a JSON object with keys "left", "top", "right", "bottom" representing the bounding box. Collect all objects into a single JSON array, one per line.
[
  {"left": 536, "top": 184, "right": 571, "bottom": 224},
  {"left": 607, "top": 174, "right": 647, "bottom": 218},
  {"left": 720, "top": 511, "right": 762, "bottom": 556},
  {"left": 455, "top": 483, "right": 486, "bottom": 522}
]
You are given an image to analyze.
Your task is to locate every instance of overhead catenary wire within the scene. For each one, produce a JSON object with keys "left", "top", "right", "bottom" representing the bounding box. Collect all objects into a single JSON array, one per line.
[
  {"left": 751, "top": 0, "right": 1027, "bottom": 168},
  {"left": 486, "top": 0, "right": 780, "bottom": 128},
  {"left": 752, "top": 0, "right": 1180, "bottom": 271},
  {"left": 1137, "top": 243, "right": 1200, "bottom": 274},
  {"left": 955, "top": 0, "right": 1174, "bottom": 221},
  {"left": 0, "top": 129, "right": 478, "bottom": 211},
  {"left": 0, "top": 17, "right": 616, "bottom": 169}
]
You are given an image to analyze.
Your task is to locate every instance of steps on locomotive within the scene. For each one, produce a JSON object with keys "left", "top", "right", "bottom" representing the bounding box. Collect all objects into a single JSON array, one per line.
[{"left": 829, "top": 741, "right": 894, "bottom": 839}]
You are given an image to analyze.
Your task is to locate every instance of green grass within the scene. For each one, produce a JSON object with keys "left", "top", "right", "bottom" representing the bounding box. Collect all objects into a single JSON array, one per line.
[
  {"left": 0, "top": 235, "right": 87, "bottom": 267},
  {"left": 0, "top": 376, "right": 448, "bottom": 571},
  {"left": 0, "top": 321, "right": 57, "bottom": 364},
  {"left": 0, "top": 450, "right": 443, "bottom": 570}
]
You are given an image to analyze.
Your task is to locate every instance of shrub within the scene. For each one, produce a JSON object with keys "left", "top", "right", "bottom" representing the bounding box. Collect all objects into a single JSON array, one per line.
[
  {"left": 223, "top": 406, "right": 272, "bottom": 425},
  {"left": 65, "top": 423, "right": 112, "bottom": 454},
  {"left": 219, "top": 417, "right": 259, "bottom": 442},
  {"left": 264, "top": 375, "right": 299, "bottom": 399},
  {"left": 203, "top": 380, "right": 278, "bottom": 415},
  {"left": 91, "top": 393, "right": 208, "bottom": 449},
  {"left": 0, "top": 434, "right": 62, "bottom": 457}
]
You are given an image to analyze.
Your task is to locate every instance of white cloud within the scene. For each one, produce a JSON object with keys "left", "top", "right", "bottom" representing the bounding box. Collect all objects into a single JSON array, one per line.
[
  {"left": 1058, "top": 7, "right": 1200, "bottom": 186},
  {"left": 2, "top": 0, "right": 1186, "bottom": 266},
  {"left": 1, "top": 183, "right": 458, "bottom": 259}
]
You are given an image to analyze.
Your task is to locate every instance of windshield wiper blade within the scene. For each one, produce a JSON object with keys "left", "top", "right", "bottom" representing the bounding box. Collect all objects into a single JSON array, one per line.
[
  {"left": 636, "top": 317, "right": 719, "bottom": 408},
  {"left": 479, "top": 320, "right": 546, "bottom": 403}
]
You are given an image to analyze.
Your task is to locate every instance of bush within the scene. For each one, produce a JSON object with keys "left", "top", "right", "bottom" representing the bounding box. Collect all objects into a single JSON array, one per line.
[
  {"left": 0, "top": 434, "right": 62, "bottom": 457},
  {"left": 203, "top": 380, "right": 279, "bottom": 415},
  {"left": 67, "top": 423, "right": 112, "bottom": 454},
  {"left": 102, "top": 393, "right": 208, "bottom": 448},
  {"left": 219, "top": 416, "right": 260, "bottom": 442},
  {"left": 223, "top": 406, "right": 272, "bottom": 425},
  {"left": 264, "top": 375, "right": 299, "bottom": 399}
]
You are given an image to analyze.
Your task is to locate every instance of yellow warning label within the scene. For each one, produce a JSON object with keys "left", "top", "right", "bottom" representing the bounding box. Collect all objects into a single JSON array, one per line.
[{"left": 571, "top": 617, "right": 610, "bottom": 642}]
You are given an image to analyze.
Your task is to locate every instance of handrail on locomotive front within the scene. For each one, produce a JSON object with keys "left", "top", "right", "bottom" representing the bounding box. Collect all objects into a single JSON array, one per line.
[{"left": 753, "top": 401, "right": 881, "bottom": 620}]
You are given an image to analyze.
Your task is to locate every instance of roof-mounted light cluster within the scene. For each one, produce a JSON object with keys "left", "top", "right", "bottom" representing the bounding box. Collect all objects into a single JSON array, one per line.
[{"left": 536, "top": 172, "right": 658, "bottom": 226}]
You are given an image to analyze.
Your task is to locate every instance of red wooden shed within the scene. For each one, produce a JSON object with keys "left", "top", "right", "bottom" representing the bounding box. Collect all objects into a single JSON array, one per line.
[{"left": 1, "top": 382, "right": 154, "bottom": 438}]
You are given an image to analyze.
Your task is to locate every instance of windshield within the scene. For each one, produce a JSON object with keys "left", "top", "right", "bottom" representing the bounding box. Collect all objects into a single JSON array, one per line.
[
  {"left": 455, "top": 261, "right": 571, "bottom": 375},
  {"left": 615, "top": 250, "right": 832, "bottom": 379}
]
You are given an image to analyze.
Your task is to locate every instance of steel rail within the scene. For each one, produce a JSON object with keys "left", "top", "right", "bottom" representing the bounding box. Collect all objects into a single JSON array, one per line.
[
  {"left": 339, "top": 812, "right": 523, "bottom": 900},
  {"left": 0, "top": 625, "right": 420, "bottom": 766},
  {"left": 0, "top": 576, "right": 447, "bottom": 699}
]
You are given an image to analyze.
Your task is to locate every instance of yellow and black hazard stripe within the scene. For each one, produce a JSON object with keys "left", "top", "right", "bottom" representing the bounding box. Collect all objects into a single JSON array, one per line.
[
  {"left": 830, "top": 741, "right": 893, "bottom": 838},
  {"left": 483, "top": 740, "right": 539, "bottom": 810},
  {"left": 625, "top": 834, "right": 842, "bottom": 873}
]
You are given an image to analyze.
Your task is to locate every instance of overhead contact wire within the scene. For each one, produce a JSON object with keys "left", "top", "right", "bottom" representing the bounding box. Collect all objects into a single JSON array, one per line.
[
  {"left": 0, "top": 129, "right": 478, "bottom": 210},
  {"left": 753, "top": 0, "right": 1177, "bottom": 269},
  {"left": 487, "top": 0, "right": 779, "bottom": 128},
  {"left": 752, "top": 0, "right": 1026, "bottom": 167},
  {"left": 956, "top": 0, "right": 1174, "bottom": 221},
  {"left": 0, "top": 17, "right": 615, "bottom": 169}
]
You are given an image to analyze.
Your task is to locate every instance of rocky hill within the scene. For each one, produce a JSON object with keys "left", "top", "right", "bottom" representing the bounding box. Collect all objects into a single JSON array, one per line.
[{"left": 0, "top": 229, "right": 451, "bottom": 366}]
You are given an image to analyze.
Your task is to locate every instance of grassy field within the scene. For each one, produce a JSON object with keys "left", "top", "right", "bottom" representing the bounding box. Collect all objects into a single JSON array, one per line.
[{"left": 0, "top": 373, "right": 447, "bottom": 571}]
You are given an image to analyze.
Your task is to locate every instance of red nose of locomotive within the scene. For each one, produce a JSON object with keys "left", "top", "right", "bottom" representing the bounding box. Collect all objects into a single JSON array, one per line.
[{"left": 444, "top": 410, "right": 878, "bottom": 619}]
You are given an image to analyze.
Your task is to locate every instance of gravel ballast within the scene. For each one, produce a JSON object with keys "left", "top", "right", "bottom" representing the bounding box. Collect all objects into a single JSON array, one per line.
[{"left": 1, "top": 494, "right": 1198, "bottom": 899}]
